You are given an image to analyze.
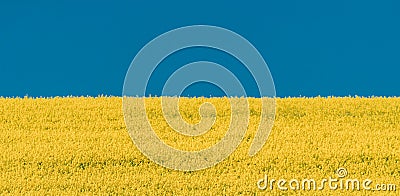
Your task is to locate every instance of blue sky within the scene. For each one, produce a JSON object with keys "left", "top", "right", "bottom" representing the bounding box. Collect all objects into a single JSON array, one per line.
[{"left": 1, "top": 0, "right": 399, "bottom": 97}]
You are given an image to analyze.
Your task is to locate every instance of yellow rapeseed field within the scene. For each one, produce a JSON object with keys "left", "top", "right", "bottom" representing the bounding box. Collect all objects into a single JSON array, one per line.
[{"left": 0, "top": 97, "right": 399, "bottom": 195}]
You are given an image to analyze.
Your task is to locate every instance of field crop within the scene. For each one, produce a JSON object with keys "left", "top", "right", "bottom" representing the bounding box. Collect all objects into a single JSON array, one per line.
[{"left": 0, "top": 97, "right": 399, "bottom": 195}]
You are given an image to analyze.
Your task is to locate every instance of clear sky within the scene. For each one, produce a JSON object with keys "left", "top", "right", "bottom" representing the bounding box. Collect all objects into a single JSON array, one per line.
[{"left": 1, "top": 0, "right": 399, "bottom": 97}]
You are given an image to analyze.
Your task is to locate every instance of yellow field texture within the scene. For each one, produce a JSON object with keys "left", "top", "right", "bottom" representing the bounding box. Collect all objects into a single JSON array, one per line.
[{"left": 0, "top": 97, "right": 399, "bottom": 195}]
